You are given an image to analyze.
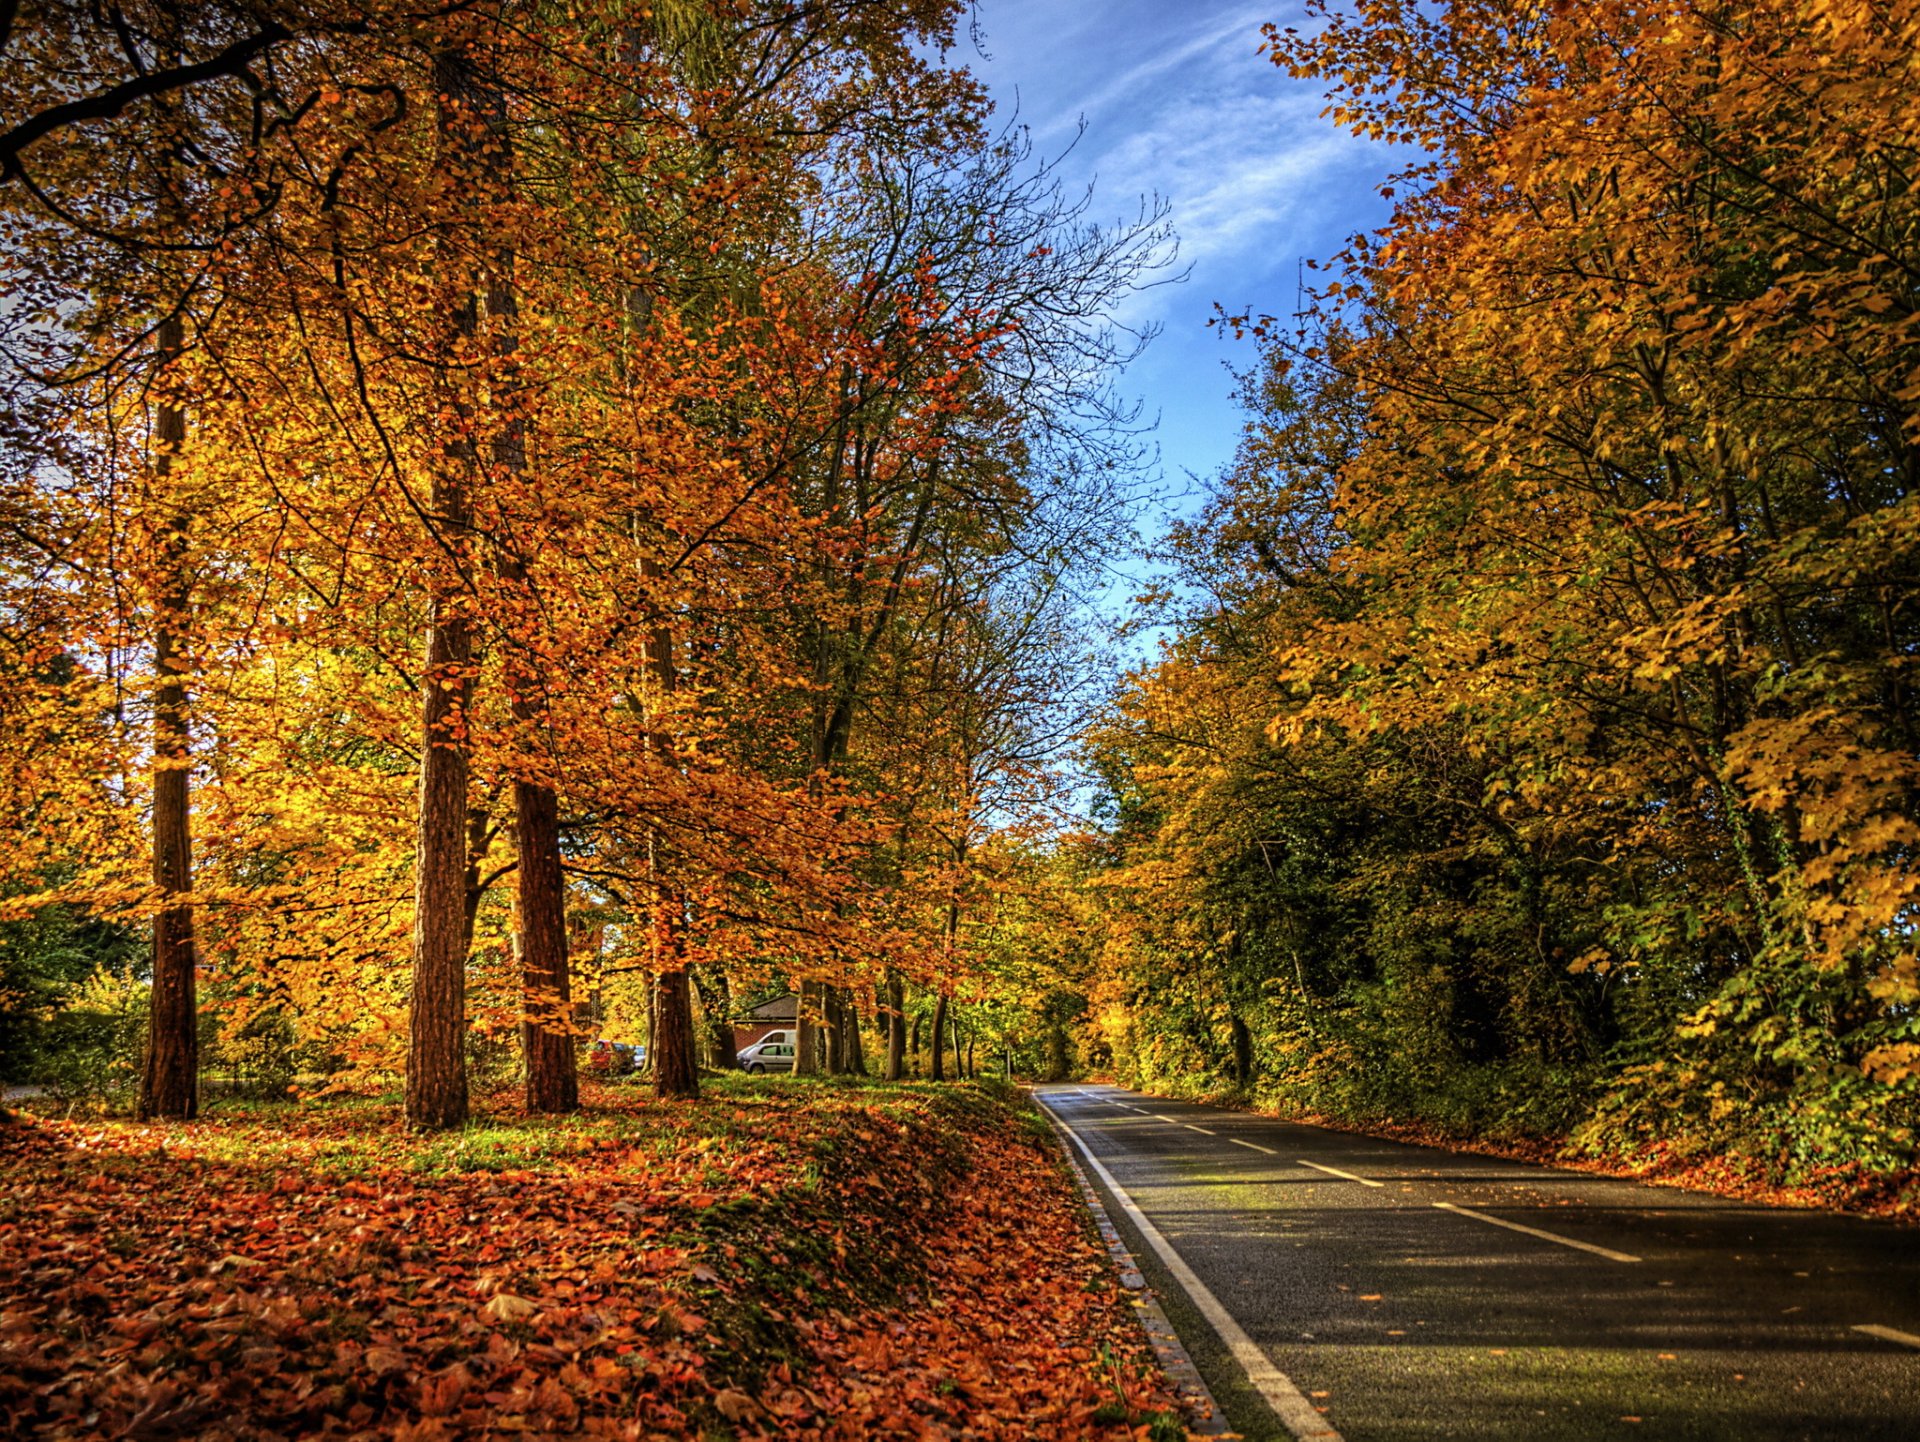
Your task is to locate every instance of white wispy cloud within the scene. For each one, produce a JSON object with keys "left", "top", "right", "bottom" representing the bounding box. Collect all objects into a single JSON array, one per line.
[{"left": 968, "top": 0, "right": 1395, "bottom": 483}]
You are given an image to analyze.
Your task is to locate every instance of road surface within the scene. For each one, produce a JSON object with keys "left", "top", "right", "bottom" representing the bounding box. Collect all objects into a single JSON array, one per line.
[{"left": 1036, "top": 1084, "right": 1920, "bottom": 1441}]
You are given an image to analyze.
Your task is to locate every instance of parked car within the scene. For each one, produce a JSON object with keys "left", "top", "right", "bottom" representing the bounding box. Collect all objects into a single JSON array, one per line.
[
  {"left": 589, "top": 1039, "right": 645, "bottom": 1074},
  {"left": 737, "top": 1039, "right": 795, "bottom": 1074}
]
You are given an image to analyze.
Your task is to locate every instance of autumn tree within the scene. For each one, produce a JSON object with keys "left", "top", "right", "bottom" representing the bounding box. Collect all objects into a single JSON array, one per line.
[{"left": 1084, "top": 0, "right": 1920, "bottom": 1183}]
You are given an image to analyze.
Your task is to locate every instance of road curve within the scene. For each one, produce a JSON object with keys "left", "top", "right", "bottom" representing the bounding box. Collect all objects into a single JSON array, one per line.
[{"left": 1035, "top": 1083, "right": 1920, "bottom": 1442}]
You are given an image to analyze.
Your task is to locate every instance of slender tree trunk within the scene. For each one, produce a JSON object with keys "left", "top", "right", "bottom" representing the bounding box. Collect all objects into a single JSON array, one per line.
[
  {"left": 845, "top": 991, "right": 867, "bottom": 1076},
  {"left": 406, "top": 536, "right": 474, "bottom": 1128},
  {"left": 692, "top": 965, "right": 739, "bottom": 1069},
  {"left": 965, "top": 1032, "right": 975, "bottom": 1080},
  {"left": 884, "top": 970, "right": 906, "bottom": 1081},
  {"left": 140, "top": 312, "right": 196, "bottom": 1122},
  {"left": 515, "top": 775, "right": 576, "bottom": 1112},
  {"left": 461, "top": 806, "right": 495, "bottom": 953},
  {"left": 795, "top": 978, "right": 821, "bottom": 1076},
  {"left": 641, "top": 559, "right": 698, "bottom": 1100},
  {"left": 909, "top": 1011, "right": 922, "bottom": 1073},
  {"left": 823, "top": 984, "right": 844, "bottom": 1074},
  {"left": 930, "top": 991, "right": 948, "bottom": 1082}
]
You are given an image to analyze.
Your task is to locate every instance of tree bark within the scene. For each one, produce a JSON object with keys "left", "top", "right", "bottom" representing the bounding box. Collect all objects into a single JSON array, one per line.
[
  {"left": 845, "top": 990, "right": 867, "bottom": 1076},
  {"left": 823, "top": 984, "right": 844, "bottom": 1074},
  {"left": 692, "top": 964, "right": 738, "bottom": 1069},
  {"left": 515, "top": 775, "right": 576, "bottom": 1112},
  {"left": 406, "top": 538, "right": 474, "bottom": 1129},
  {"left": 407, "top": 45, "right": 491, "bottom": 1131},
  {"left": 884, "top": 970, "right": 906, "bottom": 1081},
  {"left": 654, "top": 939, "right": 699, "bottom": 1099},
  {"left": 930, "top": 990, "right": 948, "bottom": 1082},
  {"left": 140, "top": 311, "right": 196, "bottom": 1122},
  {"left": 795, "top": 978, "right": 820, "bottom": 1076}
]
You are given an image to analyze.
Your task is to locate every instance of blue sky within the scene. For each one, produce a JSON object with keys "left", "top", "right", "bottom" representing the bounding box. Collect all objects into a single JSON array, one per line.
[{"left": 959, "top": 0, "right": 1393, "bottom": 534}]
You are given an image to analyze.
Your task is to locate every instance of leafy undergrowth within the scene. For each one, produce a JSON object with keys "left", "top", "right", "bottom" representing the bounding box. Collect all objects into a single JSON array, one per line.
[
  {"left": 0, "top": 1078, "right": 1186, "bottom": 1439},
  {"left": 1144, "top": 1077, "right": 1920, "bottom": 1223}
]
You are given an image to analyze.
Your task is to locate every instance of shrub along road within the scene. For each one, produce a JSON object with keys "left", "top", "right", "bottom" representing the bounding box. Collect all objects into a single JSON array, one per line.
[{"left": 1038, "top": 1084, "right": 1920, "bottom": 1442}]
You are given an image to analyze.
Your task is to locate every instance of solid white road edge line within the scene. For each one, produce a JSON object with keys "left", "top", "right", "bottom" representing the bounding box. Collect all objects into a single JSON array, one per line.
[
  {"left": 1432, "top": 1201, "right": 1642, "bottom": 1263},
  {"left": 1296, "top": 1159, "right": 1385, "bottom": 1189},
  {"left": 1853, "top": 1324, "right": 1920, "bottom": 1349},
  {"left": 1230, "top": 1138, "right": 1278, "bottom": 1155},
  {"left": 1040, "top": 1099, "right": 1344, "bottom": 1442}
]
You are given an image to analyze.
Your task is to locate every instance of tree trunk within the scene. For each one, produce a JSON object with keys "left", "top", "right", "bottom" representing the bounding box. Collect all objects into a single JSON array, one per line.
[
  {"left": 406, "top": 495, "right": 475, "bottom": 1129},
  {"left": 516, "top": 776, "right": 576, "bottom": 1112},
  {"left": 930, "top": 991, "right": 948, "bottom": 1082},
  {"left": 845, "top": 990, "right": 867, "bottom": 1076},
  {"left": 692, "top": 964, "right": 739, "bottom": 1069},
  {"left": 654, "top": 949, "right": 699, "bottom": 1099},
  {"left": 823, "top": 984, "right": 844, "bottom": 1074},
  {"left": 795, "top": 978, "right": 821, "bottom": 1076},
  {"left": 884, "top": 970, "right": 906, "bottom": 1082},
  {"left": 965, "top": 1031, "right": 975, "bottom": 1079},
  {"left": 407, "top": 45, "right": 494, "bottom": 1131},
  {"left": 140, "top": 311, "right": 196, "bottom": 1122},
  {"left": 406, "top": 549, "right": 474, "bottom": 1129}
]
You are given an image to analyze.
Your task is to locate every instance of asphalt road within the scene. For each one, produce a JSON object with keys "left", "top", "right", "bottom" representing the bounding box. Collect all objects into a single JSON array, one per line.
[{"left": 1035, "top": 1084, "right": 1920, "bottom": 1442}]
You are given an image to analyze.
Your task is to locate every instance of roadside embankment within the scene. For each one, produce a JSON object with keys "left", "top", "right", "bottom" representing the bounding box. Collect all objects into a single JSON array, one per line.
[{"left": 0, "top": 1078, "right": 1185, "bottom": 1439}]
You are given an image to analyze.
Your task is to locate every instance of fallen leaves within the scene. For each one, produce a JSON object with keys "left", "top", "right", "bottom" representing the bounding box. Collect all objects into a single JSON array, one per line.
[{"left": 0, "top": 1080, "right": 1183, "bottom": 1439}]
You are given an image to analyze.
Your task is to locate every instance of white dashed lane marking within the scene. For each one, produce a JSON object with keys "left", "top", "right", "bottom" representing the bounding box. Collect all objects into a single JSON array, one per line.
[
  {"left": 1298, "top": 1159, "right": 1386, "bottom": 1189},
  {"left": 1432, "top": 1201, "right": 1641, "bottom": 1263}
]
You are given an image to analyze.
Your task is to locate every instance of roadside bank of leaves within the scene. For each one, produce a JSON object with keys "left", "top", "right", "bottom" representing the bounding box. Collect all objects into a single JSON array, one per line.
[{"left": 0, "top": 1078, "right": 1186, "bottom": 1439}]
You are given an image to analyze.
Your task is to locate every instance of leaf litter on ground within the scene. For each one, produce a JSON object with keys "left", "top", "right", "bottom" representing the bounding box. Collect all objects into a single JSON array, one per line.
[{"left": 0, "top": 1078, "right": 1190, "bottom": 1439}]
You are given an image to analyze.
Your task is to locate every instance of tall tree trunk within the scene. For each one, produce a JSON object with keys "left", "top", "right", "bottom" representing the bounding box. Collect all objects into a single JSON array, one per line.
[
  {"left": 475, "top": 115, "right": 577, "bottom": 1116},
  {"left": 930, "top": 990, "right": 948, "bottom": 1082},
  {"left": 909, "top": 1011, "right": 922, "bottom": 1072},
  {"left": 845, "top": 990, "right": 867, "bottom": 1076},
  {"left": 407, "top": 44, "right": 492, "bottom": 1131},
  {"left": 516, "top": 774, "right": 576, "bottom": 1112},
  {"left": 795, "top": 978, "right": 821, "bottom": 1076},
  {"left": 642, "top": 555, "right": 698, "bottom": 1100},
  {"left": 692, "top": 965, "right": 738, "bottom": 1069},
  {"left": 140, "top": 312, "right": 196, "bottom": 1122},
  {"left": 823, "top": 984, "right": 844, "bottom": 1074},
  {"left": 407, "top": 533, "right": 474, "bottom": 1128},
  {"left": 884, "top": 970, "right": 906, "bottom": 1082}
]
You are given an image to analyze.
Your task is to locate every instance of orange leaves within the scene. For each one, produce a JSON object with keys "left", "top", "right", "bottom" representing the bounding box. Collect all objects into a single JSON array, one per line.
[{"left": 0, "top": 1082, "right": 1180, "bottom": 1439}]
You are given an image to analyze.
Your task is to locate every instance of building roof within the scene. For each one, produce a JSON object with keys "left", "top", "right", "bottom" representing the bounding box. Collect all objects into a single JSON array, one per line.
[{"left": 742, "top": 993, "right": 796, "bottom": 1023}]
